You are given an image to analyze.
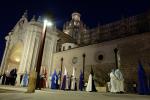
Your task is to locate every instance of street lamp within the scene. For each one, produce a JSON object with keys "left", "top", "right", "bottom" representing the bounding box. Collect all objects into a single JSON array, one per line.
[
  {"left": 60, "top": 57, "right": 63, "bottom": 89},
  {"left": 114, "top": 48, "right": 118, "bottom": 69},
  {"left": 35, "top": 19, "right": 53, "bottom": 89},
  {"left": 27, "top": 19, "right": 53, "bottom": 93},
  {"left": 82, "top": 53, "right": 86, "bottom": 85}
]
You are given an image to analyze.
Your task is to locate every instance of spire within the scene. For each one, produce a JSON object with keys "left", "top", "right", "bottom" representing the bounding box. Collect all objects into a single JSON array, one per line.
[
  {"left": 37, "top": 16, "right": 42, "bottom": 22},
  {"left": 31, "top": 15, "right": 36, "bottom": 22},
  {"left": 22, "top": 10, "right": 28, "bottom": 18}
]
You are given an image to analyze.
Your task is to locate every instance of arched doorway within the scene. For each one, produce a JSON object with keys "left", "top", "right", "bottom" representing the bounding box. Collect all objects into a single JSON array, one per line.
[{"left": 6, "top": 41, "right": 24, "bottom": 73}]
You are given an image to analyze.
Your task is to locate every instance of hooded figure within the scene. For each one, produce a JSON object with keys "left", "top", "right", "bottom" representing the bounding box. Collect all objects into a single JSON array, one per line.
[
  {"left": 21, "top": 71, "right": 28, "bottom": 87},
  {"left": 71, "top": 67, "right": 77, "bottom": 90},
  {"left": 138, "top": 61, "right": 149, "bottom": 95},
  {"left": 115, "top": 69, "right": 124, "bottom": 93},
  {"left": 79, "top": 70, "right": 84, "bottom": 91},
  {"left": 51, "top": 70, "right": 58, "bottom": 89},
  {"left": 61, "top": 67, "right": 67, "bottom": 90},
  {"left": 0, "top": 75, "right": 3, "bottom": 85},
  {"left": 9, "top": 68, "right": 17, "bottom": 85},
  {"left": 49, "top": 74, "right": 52, "bottom": 88},
  {"left": 2, "top": 73, "right": 6, "bottom": 85},
  {"left": 86, "top": 67, "right": 97, "bottom": 92},
  {"left": 110, "top": 69, "right": 118, "bottom": 93}
]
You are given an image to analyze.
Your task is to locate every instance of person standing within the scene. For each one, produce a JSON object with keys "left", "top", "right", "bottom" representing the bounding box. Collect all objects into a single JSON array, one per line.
[
  {"left": 110, "top": 69, "right": 118, "bottom": 93},
  {"left": 115, "top": 69, "right": 124, "bottom": 93},
  {"left": 86, "top": 67, "right": 97, "bottom": 92}
]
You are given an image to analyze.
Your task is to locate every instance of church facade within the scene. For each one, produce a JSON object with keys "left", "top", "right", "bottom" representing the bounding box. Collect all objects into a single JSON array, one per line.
[{"left": 1, "top": 11, "right": 150, "bottom": 91}]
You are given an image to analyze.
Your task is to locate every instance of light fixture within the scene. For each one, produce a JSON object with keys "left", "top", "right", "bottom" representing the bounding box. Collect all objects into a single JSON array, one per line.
[
  {"left": 44, "top": 19, "right": 53, "bottom": 27},
  {"left": 15, "top": 57, "right": 20, "bottom": 62}
]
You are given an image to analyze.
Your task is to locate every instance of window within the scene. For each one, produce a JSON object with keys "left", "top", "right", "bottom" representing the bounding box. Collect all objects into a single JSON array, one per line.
[
  {"left": 94, "top": 51, "right": 105, "bottom": 63},
  {"left": 98, "top": 55, "right": 103, "bottom": 60}
]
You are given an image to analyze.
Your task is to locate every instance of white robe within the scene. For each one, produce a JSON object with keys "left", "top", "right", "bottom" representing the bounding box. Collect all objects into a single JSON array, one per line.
[
  {"left": 86, "top": 74, "right": 92, "bottom": 92},
  {"left": 0, "top": 76, "right": 3, "bottom": 85},
  {"left": 115, "top": 69, "right": 124, "bottom": 92},
  {"left": 65, "top": 74, "right": 69, "bottom": 90},
  {"left": 49, "top": 76, "right": 52, "bottom": 88},
  {"left": 71, "top": 77, "right": 76, "bottom": 90},
  {"left": 110, "top": 72, "right": 118, "bottom": 93}
]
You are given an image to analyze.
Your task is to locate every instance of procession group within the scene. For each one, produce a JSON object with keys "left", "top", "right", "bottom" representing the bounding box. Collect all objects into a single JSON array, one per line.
[{"left": 0, "top": 61, "right": 150, "bottom": 95}]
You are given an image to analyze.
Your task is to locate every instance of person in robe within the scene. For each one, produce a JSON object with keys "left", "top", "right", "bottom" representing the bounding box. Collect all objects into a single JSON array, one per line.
[
  {"left": 107, "top": 82, "right": 111, "bottom": 92},
  {"left": 138, "top": 61, "right": 149, "bottom": 95},
  {"left": 21, "top": 72, "right": 28, "bottom": 87},
  {"left": 5, "top": 70, "right": 10, "bottom": 85},
  {"left": 79, "top": 71, "right": 84, "bottom": 91},
  {"left": 69, "top": 75, "right": 72, "bottom": 90},
  {"left": 65, "top": 72, "right": 69, "bottom": 90},
  {"left": 61, "top": 67, "right": 67, "bottom": 90},
  {"left": 0, "top": 75, "right": 3, "bottom": 85},
  {"left": 71, "top": 67, "right": 77, "bottom": 91},
  {"left": 110, "top": 69, "right": 118, "bottom": 93},
  {"left": 49, "top": 74, "right": 52, "bottom": 88},
  {"left": 57, "top": 71, "right": 61, "bottom": 88},
  {"left": 20, "top": 74, "right": 23, "bottom": 84},
  {"left": 11, "top": 68, "right": 17, "bottom": 85},
  {"left": 51, "top": 70, "right": 58, "bottom": 89},
  {"left": 86, "top": 67, "right": 97, "bottom": 92},
  {"left": 115, "top": 69, "right": 124, "bottom": 93},
  {"left": 44, "top": 68, "right": 48, "bottom": 88},
  {"left": 2, "top": 73, "right": 6, "bottom": 85}
]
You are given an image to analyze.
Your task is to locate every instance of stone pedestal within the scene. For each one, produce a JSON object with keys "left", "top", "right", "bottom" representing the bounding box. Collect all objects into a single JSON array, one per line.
[{"left": 96, "top": 86, "right": 107, "bottom": 92}]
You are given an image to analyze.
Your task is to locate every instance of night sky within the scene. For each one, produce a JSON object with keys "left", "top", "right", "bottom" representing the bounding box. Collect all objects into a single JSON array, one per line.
[{"left": 0, "top": 0, "right": 150, "bottom": 63}]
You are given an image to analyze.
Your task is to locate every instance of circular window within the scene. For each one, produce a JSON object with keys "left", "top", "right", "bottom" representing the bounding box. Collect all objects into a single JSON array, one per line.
[
  {"left": 72, "top": 57, "right": 78, "bottom": 64},
  {"left": 95, "top": 51, "right": 105, "bottom": 63},
  {"left": 98, "top": 55, "right": 103, "bottom": 60}
]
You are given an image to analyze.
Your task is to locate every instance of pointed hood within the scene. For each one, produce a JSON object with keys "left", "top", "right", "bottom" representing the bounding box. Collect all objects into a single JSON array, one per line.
[
  {"left": 72, "top": 66, "right": 76, "bottom": 77},
  {"left": 138, "top": 60, "right": 149, "bottom": 94},
  {"left": 64, "top": 67, "right": 67, "bottom": 75}
]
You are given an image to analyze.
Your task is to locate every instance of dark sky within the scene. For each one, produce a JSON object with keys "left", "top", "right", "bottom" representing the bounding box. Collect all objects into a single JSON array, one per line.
[{"left": 0, "top": 0, "right": 150, "bottom": 63}]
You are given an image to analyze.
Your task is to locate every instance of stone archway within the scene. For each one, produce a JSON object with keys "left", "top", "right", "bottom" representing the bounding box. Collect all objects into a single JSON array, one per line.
[{"left": 6, "top": 41, "right": 24, "bottom": 72}]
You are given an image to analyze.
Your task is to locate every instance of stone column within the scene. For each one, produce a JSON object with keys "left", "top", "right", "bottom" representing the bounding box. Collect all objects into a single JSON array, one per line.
[
  {"left": 48, "top": 36, "right": 59, "bottom": 75},
  {"left": 26, "top": 32, "right": 36, "bottom": 73},
  {"left": 0, "top": 36, "right": 10, "bottom": 74},
  {"left": 30, "top": 37, "right": 40, "bottom": 71}
]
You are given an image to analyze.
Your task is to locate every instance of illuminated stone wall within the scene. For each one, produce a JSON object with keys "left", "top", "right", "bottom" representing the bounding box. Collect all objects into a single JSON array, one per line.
[{"left": 52, "top": 32, "right": 150, "bottom": 90}]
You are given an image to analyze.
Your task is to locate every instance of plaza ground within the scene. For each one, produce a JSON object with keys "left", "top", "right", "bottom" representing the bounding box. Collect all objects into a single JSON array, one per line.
[{"left": 0, "top": 85, "right": 149, "bottom": 100}]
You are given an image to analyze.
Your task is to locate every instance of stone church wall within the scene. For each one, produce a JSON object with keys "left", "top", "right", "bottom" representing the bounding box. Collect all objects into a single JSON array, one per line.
[
  {"left": 52, "top": 32, "right": 150, "bottom": 91},
  {"left": 52, "top": 39, "right": 117, "bottom": 87}
]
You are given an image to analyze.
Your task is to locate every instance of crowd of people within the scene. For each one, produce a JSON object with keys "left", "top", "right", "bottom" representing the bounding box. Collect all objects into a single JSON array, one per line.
[{"left": 0, "top": 68, "right": 17, "bottom": 85}]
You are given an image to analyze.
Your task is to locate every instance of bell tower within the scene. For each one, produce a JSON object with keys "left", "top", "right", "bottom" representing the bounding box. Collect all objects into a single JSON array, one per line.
[{"left": 63, "top": 12, "right": 87, "bottom": 45}]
